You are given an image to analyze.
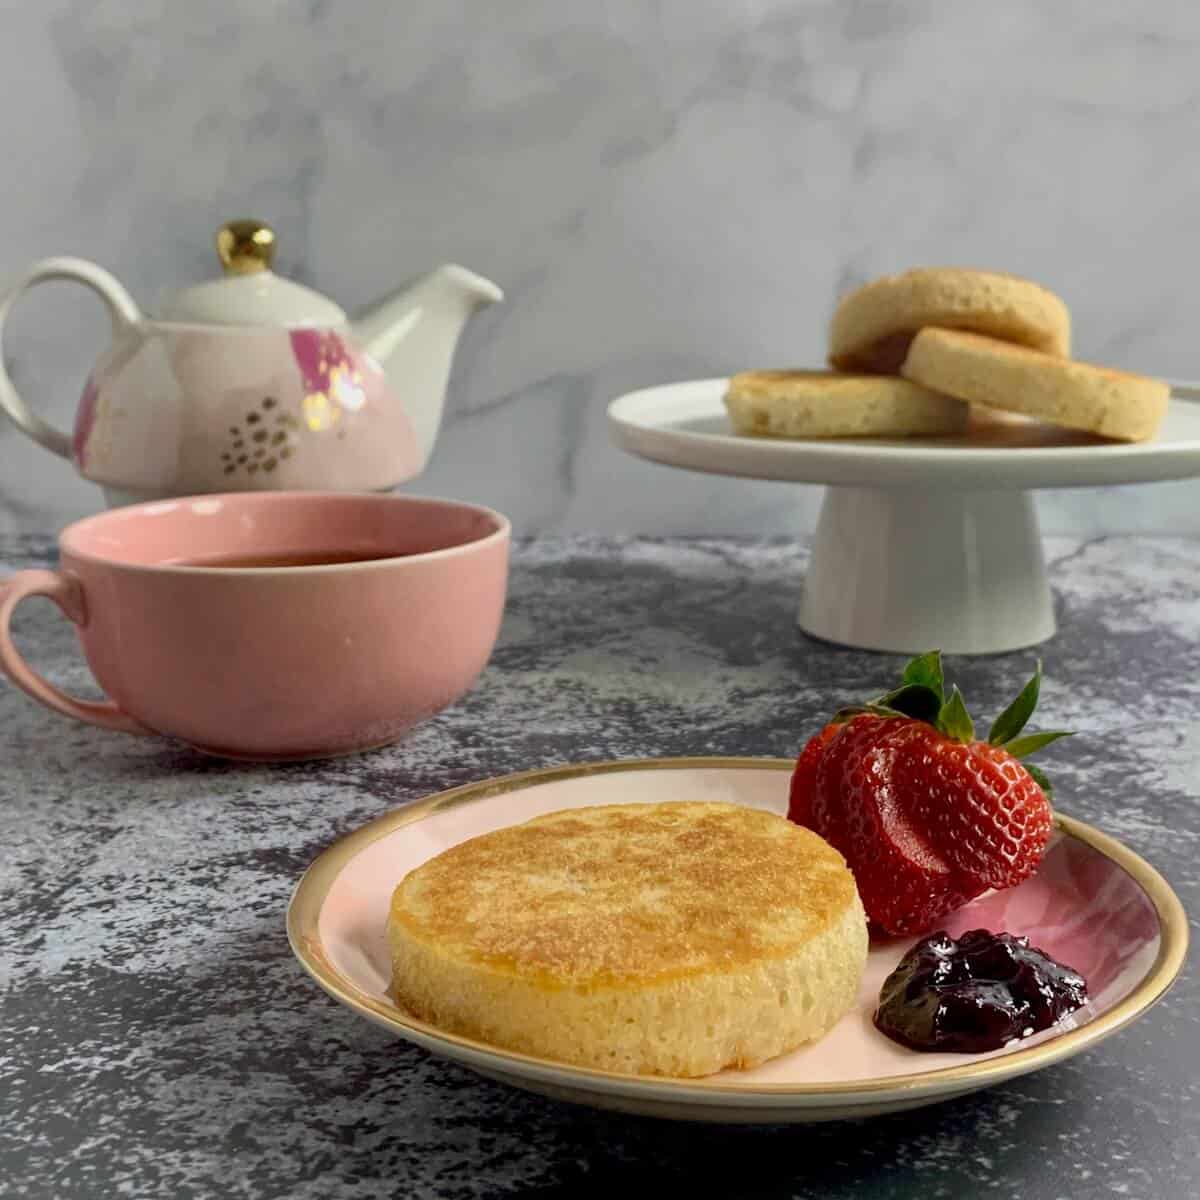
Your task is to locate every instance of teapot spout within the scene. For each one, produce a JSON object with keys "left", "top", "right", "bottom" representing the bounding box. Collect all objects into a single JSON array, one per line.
[{"left": 353, "top": 264, "right": 503, "bottom": 472}]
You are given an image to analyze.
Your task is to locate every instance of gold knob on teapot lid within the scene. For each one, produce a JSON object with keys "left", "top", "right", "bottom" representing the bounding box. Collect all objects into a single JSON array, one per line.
[{"left": 216, "top": 219, "right": 276, "bottom": 275}]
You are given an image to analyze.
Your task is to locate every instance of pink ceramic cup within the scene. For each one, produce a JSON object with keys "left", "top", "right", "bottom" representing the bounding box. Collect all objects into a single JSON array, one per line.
[{"left": 0, "top": 492, "right": 510, "bottom": 760}]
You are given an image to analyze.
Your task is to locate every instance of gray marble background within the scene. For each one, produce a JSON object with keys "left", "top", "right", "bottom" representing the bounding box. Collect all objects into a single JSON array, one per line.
[{"left": 2, "top": 0, "right": 1199, "bottom": 537}]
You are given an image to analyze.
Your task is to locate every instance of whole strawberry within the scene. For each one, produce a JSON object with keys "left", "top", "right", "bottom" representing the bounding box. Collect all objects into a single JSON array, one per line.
[{"left": 788, "top": 652, "right": 1070, "bottom": 936}]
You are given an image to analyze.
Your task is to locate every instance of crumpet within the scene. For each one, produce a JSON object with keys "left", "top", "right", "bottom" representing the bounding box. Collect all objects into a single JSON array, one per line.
[
  {"left": 388, "top": 802, "right": 868, "bottom": 1077},
  {"left": 901, "top": 328, "right": 1169, "bottom": 443},
  {"left": 725, "top": 370, "right": 967, "bottom": 439},
  {"left": 829, "top": 267, "right": 1071, "bottom": 373}
]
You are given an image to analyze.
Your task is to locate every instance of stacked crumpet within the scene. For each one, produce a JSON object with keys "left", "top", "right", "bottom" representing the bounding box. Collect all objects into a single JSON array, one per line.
[{"left": 725, "top": 268, "right": 1169, "bottom": 444}]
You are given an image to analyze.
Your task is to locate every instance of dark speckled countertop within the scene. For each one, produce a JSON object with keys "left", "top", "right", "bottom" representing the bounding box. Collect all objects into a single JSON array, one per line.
[{"left": 1, "top": 535, "right": 1195, "bottom": 1199}]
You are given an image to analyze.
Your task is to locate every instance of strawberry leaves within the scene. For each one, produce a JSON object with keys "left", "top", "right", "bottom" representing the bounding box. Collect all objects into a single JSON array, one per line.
[
  {"left": 884, "top": 652, "right": 977, "bottom": 745},
  {"left": 1004, "top": 730, "right": 1072, "bottom": 759},
  {"left": 878, "top": 650, "right": 973, "bottom": 744},
  {"left": 842, "top": 650, "right": 946, "bottom": 725},
  {"left": 987, "top": 661, "right": 1043, "bottom": 745},
  {"left": 937, "top": 686, "right": 975, "bottom": 743},
  {"left": 983, "top": 661, "right": 1072, "bottom": 795},
  {"left": 831, "top": 653, "right": 1073, "bottom": 798},
  {"left": 902, "top": 651, "right": 945, "bottom": 700}
]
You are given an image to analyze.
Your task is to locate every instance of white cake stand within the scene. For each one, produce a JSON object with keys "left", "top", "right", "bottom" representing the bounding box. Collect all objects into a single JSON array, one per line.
[{"left": 608, "top": 379, "right": 1200, "bottom": 655}]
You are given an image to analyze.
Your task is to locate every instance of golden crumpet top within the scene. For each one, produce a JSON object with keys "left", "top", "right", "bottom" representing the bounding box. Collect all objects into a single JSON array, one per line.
[{"left": 389, "top": 801, "right": 859, "bottom": 989}]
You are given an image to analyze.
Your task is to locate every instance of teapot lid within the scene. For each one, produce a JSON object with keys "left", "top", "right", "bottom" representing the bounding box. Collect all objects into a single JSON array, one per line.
[{"left": 157, "top": 220, "right": 348, "bottom": 327}]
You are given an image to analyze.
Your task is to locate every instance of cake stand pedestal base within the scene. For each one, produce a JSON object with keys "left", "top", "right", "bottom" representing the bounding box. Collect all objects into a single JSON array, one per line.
[{"left": 798, "top": 487, "right": 1055, "bottom": 656}]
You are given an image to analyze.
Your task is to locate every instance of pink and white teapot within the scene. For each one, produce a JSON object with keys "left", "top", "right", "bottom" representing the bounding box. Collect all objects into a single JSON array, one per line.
[{"left": 0, "top": 220, "right": 502, "bottom": 506}]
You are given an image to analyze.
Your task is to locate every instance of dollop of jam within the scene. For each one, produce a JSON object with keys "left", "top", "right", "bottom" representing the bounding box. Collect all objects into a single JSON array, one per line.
[{"left": 874, "top": 929, "right": 1089, "bottom": 1053}]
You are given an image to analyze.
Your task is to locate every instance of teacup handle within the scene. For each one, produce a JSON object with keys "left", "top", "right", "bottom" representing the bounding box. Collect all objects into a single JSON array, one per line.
[
  {"left": 0, "top": 569, "right": 149, "bottom": 734},
  {"left": 0, "top": 257, "right": 142, "bottom": 458}
]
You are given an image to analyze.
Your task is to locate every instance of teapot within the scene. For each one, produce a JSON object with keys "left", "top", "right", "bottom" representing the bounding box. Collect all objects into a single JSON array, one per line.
[{"left": 0, "top": 220, "right": 502, "bottom": 506}]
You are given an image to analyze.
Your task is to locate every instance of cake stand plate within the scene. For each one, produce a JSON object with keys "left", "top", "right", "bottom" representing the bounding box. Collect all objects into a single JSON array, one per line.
[{"left": 608, "top": 378, "right": 1200, "bottom": 654}]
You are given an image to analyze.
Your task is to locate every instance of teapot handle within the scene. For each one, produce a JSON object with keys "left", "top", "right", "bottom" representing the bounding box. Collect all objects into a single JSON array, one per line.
[{"left": 0, "top": 257, "right": 142, "bottom": 459}]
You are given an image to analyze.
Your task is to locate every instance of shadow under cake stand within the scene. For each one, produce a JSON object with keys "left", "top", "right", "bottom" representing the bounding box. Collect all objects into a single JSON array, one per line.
[{"left": 608, "top": 379, "right": 1200, "bottom": 655}]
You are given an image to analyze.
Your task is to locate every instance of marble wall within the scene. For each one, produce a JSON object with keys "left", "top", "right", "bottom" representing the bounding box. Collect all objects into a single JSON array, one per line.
[{"left": 1, "top": 0, "right": 1198, "bottom": 537}]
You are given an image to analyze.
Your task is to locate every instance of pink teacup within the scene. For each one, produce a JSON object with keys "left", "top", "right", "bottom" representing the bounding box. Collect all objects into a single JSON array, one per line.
[{"left": 0, "top": 492, "right": 510, "bottom": 760}]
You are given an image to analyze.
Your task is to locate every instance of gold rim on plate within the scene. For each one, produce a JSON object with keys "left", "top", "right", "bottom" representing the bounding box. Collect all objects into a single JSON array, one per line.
[{"left": 286, "top": 756, "right": 1188, "bottom": 1101}]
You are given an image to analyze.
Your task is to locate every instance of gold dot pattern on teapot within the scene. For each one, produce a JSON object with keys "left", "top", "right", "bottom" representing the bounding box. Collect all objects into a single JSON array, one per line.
[{"left": 220, "top": 396, "right": 301, "bottom": 480}]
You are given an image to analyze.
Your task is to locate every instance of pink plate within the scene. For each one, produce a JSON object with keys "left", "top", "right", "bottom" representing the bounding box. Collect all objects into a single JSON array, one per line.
[{"left": 287, "top": 758, "right": 1187, "bottom": 1123}]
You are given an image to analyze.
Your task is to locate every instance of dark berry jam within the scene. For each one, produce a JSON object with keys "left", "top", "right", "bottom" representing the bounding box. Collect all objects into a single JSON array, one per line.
[{"left": 874, "top": 929, "right": 1089, "bottom": 1053}]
